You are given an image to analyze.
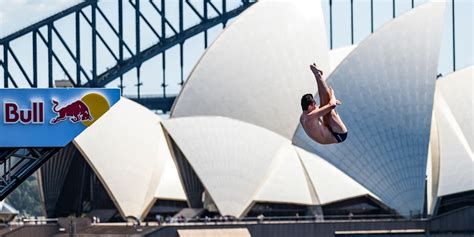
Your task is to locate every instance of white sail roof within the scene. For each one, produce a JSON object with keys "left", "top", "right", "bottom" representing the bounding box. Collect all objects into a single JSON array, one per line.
[
  {"left": 74, "top": 98, "right": 185, "bottom": 220},
  {"left": 293, "top": 1, "right": 446, "bottom": 216},
  {"left": 171, "top": 0, "right": 330, "bottom": 139},
  {"left": 162, "top": 116, "right": 310, "bottom": 217},
  {"left": 255, "top": 144, "right": 317, "bottom": 205},
  {"left": 296, "top": 148, "right": 378, "bottom": 204},
  {"left": 434, "top": 66, "right": 474, "bottom": 197},
  {"left": 436, "top": 66, "right": 474, "bottom": 153},
  {"left": 329, "top": 45, "right": 357, "bottom": 71}
]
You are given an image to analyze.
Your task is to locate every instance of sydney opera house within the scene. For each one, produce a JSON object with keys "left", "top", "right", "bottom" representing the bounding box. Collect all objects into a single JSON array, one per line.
[{"left": 37, "top": 0, "right": 472, "bottom": 227}]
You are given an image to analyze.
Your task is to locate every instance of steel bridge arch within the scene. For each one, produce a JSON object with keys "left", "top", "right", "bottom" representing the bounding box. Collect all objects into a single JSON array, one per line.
[{"left": 0, "top": 0, "right": 255, "bottom": 111}]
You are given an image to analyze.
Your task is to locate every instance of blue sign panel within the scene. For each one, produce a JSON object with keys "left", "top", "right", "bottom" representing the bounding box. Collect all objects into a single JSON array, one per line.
[{"left": 0, "top": 89, "right": 121, "bottom": 147}]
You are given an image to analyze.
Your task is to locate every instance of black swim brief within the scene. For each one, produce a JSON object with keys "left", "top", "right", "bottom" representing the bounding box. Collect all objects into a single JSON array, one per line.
[{"left": 330, "top": 129, "right": 347, "bottom": 143}]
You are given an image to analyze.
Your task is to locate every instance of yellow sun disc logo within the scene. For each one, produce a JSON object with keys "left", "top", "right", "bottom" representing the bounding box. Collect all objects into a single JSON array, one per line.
[{"left": 80, "top": 93, "right": 110, "bottom": 127}]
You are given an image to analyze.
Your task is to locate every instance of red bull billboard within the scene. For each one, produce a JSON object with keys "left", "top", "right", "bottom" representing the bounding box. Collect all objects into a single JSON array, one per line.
[{"left": 0, "top": 89, "right": 120, "bottom": 147}]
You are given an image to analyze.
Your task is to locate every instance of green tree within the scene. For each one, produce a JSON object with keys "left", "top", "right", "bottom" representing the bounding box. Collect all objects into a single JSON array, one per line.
[{"left": 5, "top": 173, "right": 44, "bottom": 217}]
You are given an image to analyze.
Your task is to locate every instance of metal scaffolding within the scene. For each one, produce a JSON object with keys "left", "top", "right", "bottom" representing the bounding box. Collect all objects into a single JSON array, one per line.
[{"left": 0, "top": 148, "right": 59, "bottom": 200}]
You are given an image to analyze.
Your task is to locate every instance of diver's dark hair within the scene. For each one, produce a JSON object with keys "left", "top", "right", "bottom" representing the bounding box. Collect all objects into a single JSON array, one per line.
[{"left": 301, "top": 94, "right": 314, "bottom": 111}]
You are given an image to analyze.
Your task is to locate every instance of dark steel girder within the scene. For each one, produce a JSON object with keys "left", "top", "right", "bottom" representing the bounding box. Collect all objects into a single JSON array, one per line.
[
  {"left": 89, "top": 5, "right": 252, "bottom": 87},
  {"left": 0, "top": 148, "right": 60, "bottom": 200}
]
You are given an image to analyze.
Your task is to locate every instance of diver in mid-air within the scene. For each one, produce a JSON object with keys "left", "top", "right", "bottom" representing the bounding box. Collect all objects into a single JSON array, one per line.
[{"left": 300, "top": 63, "right": 348, "bottom": 144}]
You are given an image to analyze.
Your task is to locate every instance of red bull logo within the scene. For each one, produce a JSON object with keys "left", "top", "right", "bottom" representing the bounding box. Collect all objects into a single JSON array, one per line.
[
  {"left": 50, "top": 99, "right": 93, "bottom": 124},
  {"left": 49, "top": 93, "right": 111, "bottom": 127}
]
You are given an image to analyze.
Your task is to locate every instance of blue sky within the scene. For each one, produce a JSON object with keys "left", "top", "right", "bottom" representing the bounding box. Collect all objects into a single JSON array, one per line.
[{"left": 0, "top": 0, "right": 472, "bottom": 98}]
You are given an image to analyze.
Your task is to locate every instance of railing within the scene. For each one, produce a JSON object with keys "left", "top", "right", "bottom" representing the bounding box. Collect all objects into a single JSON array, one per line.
[
  {"left": 148, "top": 214, "right": 409, "bottom": 226},
  {"left": 6, "top": 214, "right": 412, "bottom": 226}
]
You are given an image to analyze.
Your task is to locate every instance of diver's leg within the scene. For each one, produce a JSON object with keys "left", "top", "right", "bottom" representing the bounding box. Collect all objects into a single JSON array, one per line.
[
  {"left": 327, "top": 110, "right": 348, "bottom": 134},
  {"left": 311, "top": 63, "right": 337, "bottom": 128},
  {"left": 311, "top": 63, "right": 331, "bottom": 106}
]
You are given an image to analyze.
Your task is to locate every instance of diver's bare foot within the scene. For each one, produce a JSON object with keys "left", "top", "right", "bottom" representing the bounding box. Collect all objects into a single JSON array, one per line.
[{"left": 310, "top": 63, "right": 323, "bottom": 78}]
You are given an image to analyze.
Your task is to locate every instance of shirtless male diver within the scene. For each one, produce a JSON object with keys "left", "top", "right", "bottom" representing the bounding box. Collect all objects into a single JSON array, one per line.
[{"left": 300, "top": 63, "right": 348, "bottom": 144}]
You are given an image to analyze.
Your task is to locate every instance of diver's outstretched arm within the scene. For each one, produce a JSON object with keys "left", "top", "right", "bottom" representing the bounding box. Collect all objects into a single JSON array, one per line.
[{"left": 305, "top": 101, "right": 337, "bottom": 120}]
